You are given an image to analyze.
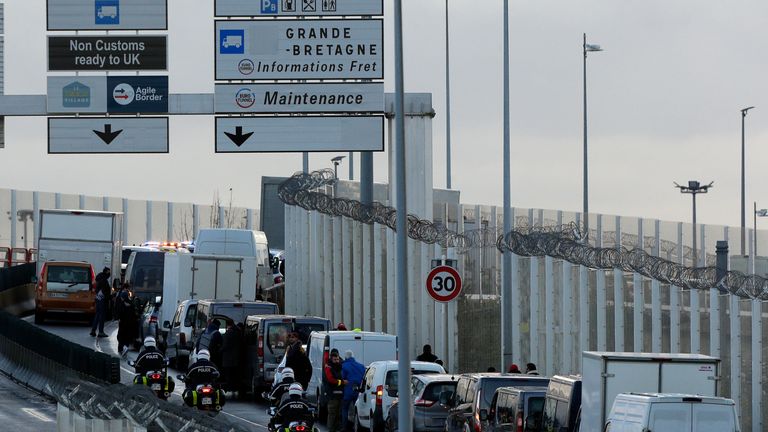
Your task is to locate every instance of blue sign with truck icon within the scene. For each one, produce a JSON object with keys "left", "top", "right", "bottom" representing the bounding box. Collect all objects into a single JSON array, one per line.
[
  {"left": 219, "top": 29, "right": 245, "bottom": 54},
  {"left": 95, "top": 0, "right": 120, "bottom": 25}
]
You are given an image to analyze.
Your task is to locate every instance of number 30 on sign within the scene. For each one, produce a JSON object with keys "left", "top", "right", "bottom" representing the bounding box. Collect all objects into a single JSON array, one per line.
[{"left": 425, "top": 265, "right": 462, "bottom": 302}]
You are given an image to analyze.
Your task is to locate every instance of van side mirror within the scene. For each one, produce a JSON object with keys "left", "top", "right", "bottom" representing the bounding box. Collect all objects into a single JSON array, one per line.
[
  {"left": 439, "top": 390, "right": 453, "bottom": 406},
  {"left": 163, "top": 320, "right": 171, "bottom": 329},
  {"left": 479, "top": 409, "right": 488, "bottom": 422}
]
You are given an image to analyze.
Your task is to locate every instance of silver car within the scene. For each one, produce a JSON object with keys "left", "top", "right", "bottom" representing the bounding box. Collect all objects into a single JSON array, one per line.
[{"left": 386, "top": 374, "right": 459, "bottom": 432}]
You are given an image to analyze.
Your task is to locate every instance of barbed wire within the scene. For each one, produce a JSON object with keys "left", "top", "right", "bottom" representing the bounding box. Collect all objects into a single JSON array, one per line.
[{"left": 278, "top": 169, "right": 768, "bottom": 300}]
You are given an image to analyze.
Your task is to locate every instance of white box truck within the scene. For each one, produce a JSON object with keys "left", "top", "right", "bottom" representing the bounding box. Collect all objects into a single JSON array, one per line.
[
  {"left": 581, "top": 351, "right": 720, "bottom": 432},
  {"left": 160, "top": 252, "right": 258, "bottom": 334},
  {"left": 37, "top": 209, "right": 123, "bottom": 282}
]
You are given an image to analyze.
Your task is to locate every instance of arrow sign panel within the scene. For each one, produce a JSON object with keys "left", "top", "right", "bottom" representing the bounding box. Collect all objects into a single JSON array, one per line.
[
  {"left": 215, "top": 116, "right": 383, "bottom": 153},
  {"left": 49, "top": 117, "right": 168, "bottom": 154}
]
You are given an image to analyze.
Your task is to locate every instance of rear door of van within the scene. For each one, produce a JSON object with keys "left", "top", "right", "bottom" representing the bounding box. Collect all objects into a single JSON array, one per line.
[{"left": 361, "top": 334, "right": 398, "bottom": 365}]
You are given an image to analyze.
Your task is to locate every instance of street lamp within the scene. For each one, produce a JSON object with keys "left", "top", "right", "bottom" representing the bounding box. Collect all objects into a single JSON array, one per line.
[
  {"left": 331, "top": 155, "right": 345, "bottom": 179},
  {"left": 754, "top": 202, "right": 768, "bottom": 257},
  {"left": 675, "top": 181, "right": 713, "bottom": 266},
  {"left": 741, "top": 106, "right": 755, "bottom": 256},
  {"left": 583, "top": 33, "right": 603, "bottom": 235}
]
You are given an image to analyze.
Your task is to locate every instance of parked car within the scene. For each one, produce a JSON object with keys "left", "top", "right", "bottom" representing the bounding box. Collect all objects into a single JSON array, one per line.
[
  {"left": 306, "top": 330, "right": 398, "bottom": 414},
  {"left": 244, "top": 314, "right": 330, "bottom": 393},
  {"left": 541, "top": 375, "right": 581, "bottom": 432},
  {"left": 353, "top": 360, "right": 445, "bottom": 432},
  {"left": 605, "top": 393, "right": 740, "bottom": 432},
  {"left": 385, "top": 373, "right": 459, "bottom": 432},
  {"left": 34, "top": 261, "right": 96, "bottom": 324},
  {"left": 487, "top": 386, "right": 547, "bottom": 432},
  {"left": 444, "top": 373, "right": 550, "bottom": 432}
]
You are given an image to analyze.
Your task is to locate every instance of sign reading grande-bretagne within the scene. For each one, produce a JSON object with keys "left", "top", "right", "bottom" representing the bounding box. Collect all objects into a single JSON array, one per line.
[
  {"left": 47, "top": 0, "right": 168, "bottom": 31},
  {"left": 215, "top": 82, "right": 383, "bottom": 114},
  {"left": 215, "top": 0, "right": 383, "bottom": 17},
  {"left": 48, "top": 36, "right": 167, "bottom": 71},
  {"left": 215, "top": 19, "right": 383, "bottom": 80}
]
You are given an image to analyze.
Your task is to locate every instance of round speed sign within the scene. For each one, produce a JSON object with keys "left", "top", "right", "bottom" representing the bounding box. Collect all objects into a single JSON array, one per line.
[{"left": 425, "top": 265, "right": 462, "bottom": 302}]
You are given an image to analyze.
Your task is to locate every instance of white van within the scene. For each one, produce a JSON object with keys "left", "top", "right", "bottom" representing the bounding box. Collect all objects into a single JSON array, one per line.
[
  {"left": 605, "top": 393, "right": 740, "bottom": 432},
  {"left": 194, "top": 228, "right": 273, "bottom": 290},
  {"left": 305, "top": 330, "right": 398, "bottom": 410}
]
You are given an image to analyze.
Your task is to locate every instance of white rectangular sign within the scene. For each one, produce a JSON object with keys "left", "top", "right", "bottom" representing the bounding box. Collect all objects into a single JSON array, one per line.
[
  {"left": 215, "top": 116, "right": 383, "bottom": 152},
  {"left": 215, "top": 82, "right": 384, "bottom": 114},
  {"left": 48, "top": 117, "right": 168, "bottom": 153},
  {"left": 47, "top": 0, "right": 168, "bottom": 30},
  {"left": 215, "top": 0, "right": 383, "bottom": 17},
  {"left": 47, "top": 76, "right": 108, "bottom": 113},
  {"left": 215, "top": 19, "right": 383, "bottom": 80}
]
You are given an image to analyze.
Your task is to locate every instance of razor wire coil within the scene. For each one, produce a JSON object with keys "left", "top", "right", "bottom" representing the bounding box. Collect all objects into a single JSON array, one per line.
[{"left": 278, "top": 169, "right": 768, "bottom": 300}]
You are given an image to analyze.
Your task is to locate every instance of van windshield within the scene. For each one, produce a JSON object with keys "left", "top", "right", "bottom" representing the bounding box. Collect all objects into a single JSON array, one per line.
[
  {"left": 266, "top": 322, "right": 291, "bottom": 356},
  {"left": 295, "top": 323, "right": 325, "bottom": 343},
  {"left": 129, "top": 252, "right": 164, "bottom": 296},
  {"left": 215, "top": 304, "right": 278, "bottom": 323},
  {"left": 47, "top": 266, "right": 91, "bottom": 286}
]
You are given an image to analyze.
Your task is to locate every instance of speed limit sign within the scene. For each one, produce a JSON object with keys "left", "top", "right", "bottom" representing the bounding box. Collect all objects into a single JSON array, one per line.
[{"left": 425, "top": 265, "right": 462, "bottom": 302}]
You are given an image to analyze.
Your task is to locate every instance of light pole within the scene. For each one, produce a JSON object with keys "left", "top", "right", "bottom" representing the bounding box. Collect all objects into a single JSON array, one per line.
[
  {"left": 755, "top": 202, "right": 768, "bottom": 257},
  {"left": 331, "top": 155, "right": 345, "bottom": 179},
  {"left": 675, "top": 181, "right": 713, "bottom": 266},
  {"left": 741, "top": 106, "right": 755, "bottom": 256},
  {"left": 583, "top": 34, "right": 603, "bottom": 236},
  {"left": 445, "top": 0, "right": 453, "bottom": 189}
]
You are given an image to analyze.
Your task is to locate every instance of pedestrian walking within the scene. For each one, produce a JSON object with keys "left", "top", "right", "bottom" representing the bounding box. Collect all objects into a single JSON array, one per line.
[
  {"left": 116, "top": 290, "right": 136, "bottom": 356},
  {"left": 90, "top": 267, "right": 111, "bottom": 337},
  {"left": 323, "top": 348, "right": 346, "bottom": 432},
  {"left": 341, "top": 350, "right": 365, "bottom": 431}
]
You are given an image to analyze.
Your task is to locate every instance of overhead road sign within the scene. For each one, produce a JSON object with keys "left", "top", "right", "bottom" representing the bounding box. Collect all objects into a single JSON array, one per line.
[
  {"left": 215, "top": 115, "right": 383, "bottom": 152},
  {"left": 215, "top": 82, "right": 384, "bottom": 114},
  {"left": 215, "top": 0, "right": 382, "bottom": 17},
  {"left": 47, "top": 0, "right": 168, "bottom": 31},
  {"left": 425, "top": 265, "right": 462, "bottom": 302},
  {"left": 48, "top": 36, "right": 167, "bottom": 71},
  {"left": 48, "top": 117, "right": 168, "bottom": 154},
  {"left": 215, "top": 19, "right": 383, "bottom": 80},
  {"left": 48, "top": 76, "right": 168, "bottom": 114}
]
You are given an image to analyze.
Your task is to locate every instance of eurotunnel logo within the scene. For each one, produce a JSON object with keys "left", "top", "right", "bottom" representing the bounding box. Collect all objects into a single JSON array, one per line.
[
  {"left": 62, "top": 81, "right": 91, "bottom": 107},
  {"left": 235, "top": 88, "right": 255, "bottom": 108},
  {"left": 238, "top": 59, "right": 255, "bottom": 75}
]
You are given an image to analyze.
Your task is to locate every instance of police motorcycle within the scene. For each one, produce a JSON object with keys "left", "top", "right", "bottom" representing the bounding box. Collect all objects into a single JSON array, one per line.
[
  {"left": 267, "top": 383, "right": 318, "bottom": 432},
  {"left": 177, "top": 349, "right": 225, "bottom": 415},
  {"left": 128, "top": 337, "right": 174, "bottom": 400}
]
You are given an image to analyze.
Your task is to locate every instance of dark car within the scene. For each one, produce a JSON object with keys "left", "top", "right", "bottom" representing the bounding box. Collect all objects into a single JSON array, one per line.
[
  {"left": 487, "top": 386, "right": 547, "bottom": 432},
  {"left": 541, "top": 375, "right": 581, "bottom": 432},
  {"left": 139, "top": 296, "right": 163, "bottom": 347},
  {"left": 386, "top": 374, "right": 459, "bottom": 432},
  {"left": 444, "top": 373, "right": 550, "bottom": 432}
]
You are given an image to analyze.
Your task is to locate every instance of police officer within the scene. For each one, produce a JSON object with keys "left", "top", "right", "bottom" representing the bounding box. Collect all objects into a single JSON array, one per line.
[
  {"left": 272, "top": 383, "right": 313, "bottom": 431},
  {"left": 133, "top": 336, "right": 165, "bottom": 375},
  {"left": 269, "top": 367, "right": 296, "bottom": 406}
]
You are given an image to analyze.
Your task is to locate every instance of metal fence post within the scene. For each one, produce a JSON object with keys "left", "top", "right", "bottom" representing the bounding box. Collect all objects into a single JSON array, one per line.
[
  {"left": 10, "top": 189, "right": 16, "bottom": 248},
  {"left": 652, "top": 220, "right": 662, "bottom": 352},
  {"left": 145, "top": 201, "right": 152, "bottom": 243},
  {"left": 614, "top": 215, "right": 624, "bottom": 351},
  {"left": 596, "top": 214, "right": 606, "bottom": 351},
  {"left": 529, "top": 209, "right": 539, "bottom": 366},
  {"left": 577, "top": 212, "right": 589, "bottom": 367}
]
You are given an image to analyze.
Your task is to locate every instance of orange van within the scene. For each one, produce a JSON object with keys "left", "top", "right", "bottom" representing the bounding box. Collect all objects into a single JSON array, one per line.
[{"left": 35, "top": 261, "right": 96, "bottom": 324}]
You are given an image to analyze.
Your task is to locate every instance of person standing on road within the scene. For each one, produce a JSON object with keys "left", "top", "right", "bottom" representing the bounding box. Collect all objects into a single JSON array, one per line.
[
  {"left": 221, "top": 322, "right": 243, "bottom": 393},
  {"left": 90, "top": 267, "right": 111, "bottom": 337},
  {"left": 286, "top": 331, "right": 312, "bottom": 389},
  {"left": 341, "top": 349, "right": 365, "bottom": 432},
  {"left": 324, "top": 348, "right": 346, "bottom": 432},
  {"left": 196, "top": 319, "right": 224, "bottom": 367},
  {"left": 116, "top": 290, "right": 136, "bottom": 356},
  {"left": 416, "top": 344, "right": 439, "bottom": 363}
]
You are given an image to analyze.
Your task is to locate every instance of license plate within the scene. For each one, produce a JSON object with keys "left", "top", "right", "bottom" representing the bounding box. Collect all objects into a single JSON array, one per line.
[
  {"left": 48, "top": 292, "right": 68, "bottom": 298},
  {"left": 202, "top": 397, "right": 212, "bottom": 405},
  {"left": 151, "top": 384, "right": 161, "bottom": 391}
]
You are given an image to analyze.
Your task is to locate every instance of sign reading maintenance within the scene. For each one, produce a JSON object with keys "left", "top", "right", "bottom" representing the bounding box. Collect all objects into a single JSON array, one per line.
[
  {"left": 49, "top": 117, "right": 168, "bottom": 153},
  {"left": 215, "top": 116, "right": 383, "bottom": 152},
  {"left": 48, "top": 76, "right": 108, "bottom": 113},
  {"left": 47, "top": 0, "right": 168, "bottom": 30},
  {"left": 215, "top": 82, "right": 383, "bottom": 114},
  {"left": 47, "top": 76, "right": 168, "bottom": 113},
  {"left": 215, "top": 0, "right": 382, "bottom": 17},
  {"left": 215, "top": 19, "right": 382, "bottom": 80},
  {"left": 48, "top": 36, "right": 167, "bottom": 71}
]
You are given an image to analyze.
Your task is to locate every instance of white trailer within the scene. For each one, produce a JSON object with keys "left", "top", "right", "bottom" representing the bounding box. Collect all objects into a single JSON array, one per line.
[
  {"left": 160, "top": 252, "right": 258, "bottom": 333},
  {"left": 581, "top": 351, "right": 721, "bottom": 432},
  {"left": 37, "top": 209, "right": 123, "bottom": 282}
]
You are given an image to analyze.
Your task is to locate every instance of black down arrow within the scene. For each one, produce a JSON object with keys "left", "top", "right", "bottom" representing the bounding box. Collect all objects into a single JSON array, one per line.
[
  {"left": 224, "top": 126, "right": 254, "bottom": 147},
  {"left": 93, "top": 124, "right": 123, "bottom": 144}
]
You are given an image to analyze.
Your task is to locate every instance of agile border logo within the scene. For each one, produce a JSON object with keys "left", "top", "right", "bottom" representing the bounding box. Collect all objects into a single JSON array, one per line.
[{"left": 107, "top": 76, "right": 168, "bottom": 114}]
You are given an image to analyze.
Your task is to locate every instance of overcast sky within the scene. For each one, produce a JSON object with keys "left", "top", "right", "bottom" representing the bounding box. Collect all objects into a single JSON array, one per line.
[{"left": 1, "top": 0, "right": 768, "bottom": 229}]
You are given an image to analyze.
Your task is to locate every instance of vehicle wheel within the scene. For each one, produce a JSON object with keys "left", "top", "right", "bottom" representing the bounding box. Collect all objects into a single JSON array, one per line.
[
  {"left": 34, "top": 311, "right": 45, "bottom": 325},
  {"left": 354, "top": 410, "right": 369, "bottom": 432}
]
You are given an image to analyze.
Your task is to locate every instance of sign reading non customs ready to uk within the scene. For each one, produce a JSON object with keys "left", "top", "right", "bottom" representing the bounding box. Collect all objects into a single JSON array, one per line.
[
  {"left": 48, "top": 36, "right": 167, "bottom": 71},
  {"left": 215, "top": 82, "right": 383, "bottom": 114},
  {"left": 215, "top": 116, "right": 383, "bottom": 153},
  {"left": 215, "top": 0, "right": 383, "bottom": 17},
  {"left": 215, "top": 19, "right": 382, "bottom": 80},
  {"left": 47, "top": 0, "right": 168, "bottom": 31}
]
